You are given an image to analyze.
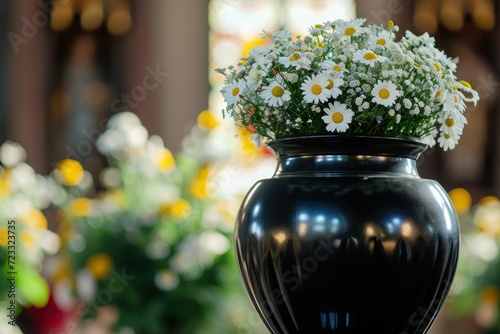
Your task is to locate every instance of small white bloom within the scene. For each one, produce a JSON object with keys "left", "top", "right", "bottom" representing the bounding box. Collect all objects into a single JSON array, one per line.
[
  {"left": 371, "top": 80, "right": 401, "bottom": 107},
  {"left": 222, "top": 79, "right": 246, "bottom": 105},
  {"left": 300, "top": 74, "right": 332, "bottom": 104},
  {"left": 260, "top": 81, "right": 291, "bottom": 107},
  {"left": 0, "top": 141, "right": 26, "bottom": 167},
  {"left": 322, "top": 101, "right": 354, "bottom": 132}
]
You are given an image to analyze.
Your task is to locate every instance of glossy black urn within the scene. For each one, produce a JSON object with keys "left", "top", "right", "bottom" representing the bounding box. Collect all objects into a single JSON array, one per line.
[{"left": 234, "top": 135, "right": 459, "bottom": 334}]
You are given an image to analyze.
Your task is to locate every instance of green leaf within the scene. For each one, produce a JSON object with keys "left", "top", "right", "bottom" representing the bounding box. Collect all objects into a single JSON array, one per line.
[{"left": 16, "top": 264, "right": 50, "bottom": 307}]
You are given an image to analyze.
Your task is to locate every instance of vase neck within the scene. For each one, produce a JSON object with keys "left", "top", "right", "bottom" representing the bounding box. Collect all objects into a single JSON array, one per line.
[
  {"left": 266, "top": 135, "right": 427, "bottom": 178},
  {"left": 274, "top": 154, "right": 420, "bottom": 177}
]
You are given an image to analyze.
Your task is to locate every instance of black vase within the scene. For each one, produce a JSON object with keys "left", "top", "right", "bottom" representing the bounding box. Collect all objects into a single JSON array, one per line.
[{"left": 234, "top": 135, "right": 459, "bottom": 334}]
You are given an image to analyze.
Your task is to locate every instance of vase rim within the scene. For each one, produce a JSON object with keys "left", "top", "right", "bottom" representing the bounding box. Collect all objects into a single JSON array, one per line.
[{"left": 265, "top": 134, "right": 428, "bottom": 160}]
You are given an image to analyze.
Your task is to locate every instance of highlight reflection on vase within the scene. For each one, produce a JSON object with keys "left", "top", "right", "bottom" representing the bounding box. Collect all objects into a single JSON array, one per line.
[{"left": 234, "top": 135, "right": 459, "bottom": 334}]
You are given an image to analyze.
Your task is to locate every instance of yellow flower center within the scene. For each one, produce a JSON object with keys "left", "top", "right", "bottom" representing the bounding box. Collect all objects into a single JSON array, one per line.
[
  {"left": 459, "top": 80, "right": 472, "bottom": 89},
  {"left": 231, "top": 87, "right": 240, "bottom": 96},
  {"left": 454, "top": 95, "right": 459, "bottom": 103},
  {"left": 333, "top": 65, "right": 342, "bottom": 72},
  {"left": 272, "top": 86, "right": 284, "bottom": 97},
  {"left": 311, "top": 84, "right": 322, "bottom": 95},
  {"left": 414, "top": 62, "right": 420, "bottom": 67},
  {"left": 332, "top": 112, "right": 344, "bottom": 124},
  {"left": 388, "top": 20, "right": 394, "bottom": 28},
  {"left": 326, "top": 79, "right": 334, "bottom": 90},
  {"left": 376, "top": 38, "right": 386, "bottom": 46},
  {"left": 434, "top": 63, "right": 441, "bottom": 72},
  {"left": 314, "top": 23, "right": 323, "bottom": 28},
  {"left": 435, "top": 91, "right": 443, "bottom": 98},
  {"left": 289, "top": 54, "right": 300, "bottom": 61},
  {"left": 363, "top": 52, "right": 377, "bottom": 60},
  {"left": 444, "top": 133, "right": 451, "bottom": 139},
  {"left": 378, "top": 88, "right": 390, "bottom": 99},
  {"left": 453, "top": 85, "right": 458, "bottom": 91},
  {"left": 345, "top": 27, "right": 356, "bottom": 36},
  {"left": 445, "top": 118, "right": 455, "bottom": 127}
]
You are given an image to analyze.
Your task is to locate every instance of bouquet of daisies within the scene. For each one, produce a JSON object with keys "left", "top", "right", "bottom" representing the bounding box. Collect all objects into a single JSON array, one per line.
[{"left": 217, "top": 18, "right": 480, "bottom": 150}]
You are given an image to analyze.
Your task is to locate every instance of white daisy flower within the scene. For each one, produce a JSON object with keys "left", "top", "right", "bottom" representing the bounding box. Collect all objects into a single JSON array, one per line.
[
  {"left": 260, "top": 81, "right": 291, "bottom": 107},
  {"left": 371, "top": 80, "right": 401, "bottom": 107},
  {"left": 279, "top": 52, "right": 305, "bottom": 69},
  {"left": 325, "top": 75, "right": 344, "bottom": 99},
  {"left": 271, "top": 30, "right": 291, "bottom": 41},
  {"left": 222, "top": 79, "right": 246, "bottom": 105},
  {"left": 443, "top": 92, "right": 466, "bottom": 113},
  {"left": 247, "top": 66, "right": 267, "bottom": 88},
  {"left": 322, "top": 101, "right": 354, "bottom": 132},
  {"left": 421, "top": 129, "right": 438, "bottom": 148},
  {"left": 249, "top": 45, "right": 272, "bottom": 63},
  {"left": 437, "top": 131, "right": 459, "bottom": 151},
  {"left": 368, "top": 31, "right": 393, "bottom": 49},
  {"left": 352, "top": 49, "right": 387, "bottom": 67},
  {"left": 320, "top": 60, "right": 346, "bottom": 78},
  {"left": 300, "top": 74, "right": 332, "bottom": 104},
  {"left": 439, "top": 110, "right": 467, "bottom": 134},
  {"left": 334, "top": 18, "right": 366, "bottom": 37},
  {"left": 455, "top": 80, "right": 480, "bottom": 106}
]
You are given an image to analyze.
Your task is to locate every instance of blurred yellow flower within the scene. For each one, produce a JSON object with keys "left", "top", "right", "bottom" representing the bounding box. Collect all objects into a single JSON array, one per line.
[
  {"left": 69, "top": 197, "right": 93, "bottom": 217},
  {"left": 197, "top": 110, "right": 219, "bottom": 130},
  {"left": 475, "top": 200, "right": 500, "bottom": 236},
  {"left": 160, "top": 199, "right": 191, "bottom": 219},
  {"left": 57, "top": 211, "right": 74, "bottom": 245},
  {"left": 480, "top": 286, "right": 500, "bottom": 304},
  {"left": 0, "top": 227, "right": 8, "bottom": 247},
  {"left": 155, "top": 148, "right": 175, "bottom": 173},
  {"left": 55, "top": 159, "right": 85, "bottom": 186},
  {"left": 0, "top": 178, "right": 10, "bottom": 198},
  {"left": 448, "top": 188, "right": 472, "bottom": 215},
  {"left": 86, "top": 253, "right": 114, "bottom": 280},
  {"left": 479, "top": 196, "right": 500, "bottom": 206},
  {"left": 108, "top": 188, "right": 127, "bottom": 208},
  {"left": 20, "top": 230, "right": 36, "bottom": 250},
  {"left": 22, "top": 209, "right": 48, "bottom": 230},
  {"left": 189, "top": 167, "right": 211, "bottom": 199}
]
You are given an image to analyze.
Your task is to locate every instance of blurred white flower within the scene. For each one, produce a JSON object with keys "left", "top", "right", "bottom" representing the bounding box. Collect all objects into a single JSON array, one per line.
[
  {"left": 0, "top": 141, "right": 26, "bottom": 167},
  {"left": 96, "top": 112, "right": 149, "bottom": 157},
  {"left": 77, "top": 269, "right": 98, "bottom": 302},
  {"left": 154, "top": 270, "right": 179, "bottom": 291}
]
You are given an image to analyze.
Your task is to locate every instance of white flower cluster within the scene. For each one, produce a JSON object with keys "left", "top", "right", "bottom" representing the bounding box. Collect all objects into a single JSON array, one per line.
[{"left": 217, "top": 18, "right": 480, "bottom": 150}]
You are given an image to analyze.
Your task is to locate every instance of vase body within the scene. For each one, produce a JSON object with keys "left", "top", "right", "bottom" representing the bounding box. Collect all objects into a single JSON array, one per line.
[{"left": 234, "top": 135, "right": 459, "bottom": 334}]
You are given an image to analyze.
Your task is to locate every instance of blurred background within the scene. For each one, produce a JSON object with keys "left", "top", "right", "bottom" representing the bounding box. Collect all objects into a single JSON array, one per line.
[{"left": 0, "top": 0, "right": 499, "bottom": 333}]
